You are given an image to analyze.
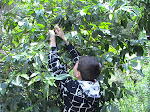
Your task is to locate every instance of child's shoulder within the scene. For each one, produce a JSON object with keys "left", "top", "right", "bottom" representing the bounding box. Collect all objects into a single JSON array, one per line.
[
  {"left": 60, "top": 78, "right": 81, "bottom": 93},
  {"left": 60, "top": 78, "right": 79, "bottom": 86}
]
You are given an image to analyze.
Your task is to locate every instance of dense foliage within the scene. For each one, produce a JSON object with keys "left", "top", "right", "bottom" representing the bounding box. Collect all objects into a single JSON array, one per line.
[{"left": 0, "top": 0, "right": 149, "bottom": 111}]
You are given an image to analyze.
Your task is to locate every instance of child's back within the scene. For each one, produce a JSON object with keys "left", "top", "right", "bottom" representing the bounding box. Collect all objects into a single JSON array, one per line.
[
  {"left": 48, "top": 44, "right": 102, "bottom": 112},
  {"left": 48, "top": 26, "right": 102, "bottom": 112}
]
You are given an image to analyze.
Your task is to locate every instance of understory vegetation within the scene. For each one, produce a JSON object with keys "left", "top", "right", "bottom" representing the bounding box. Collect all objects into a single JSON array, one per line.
[{"left": 0, "top": 0, "right": 150, "bottom": 112}]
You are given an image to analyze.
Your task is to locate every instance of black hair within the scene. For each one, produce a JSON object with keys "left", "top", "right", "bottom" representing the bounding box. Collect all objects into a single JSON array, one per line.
[{"left": 77, "top": 56, "right": 102, "bottom": 81}]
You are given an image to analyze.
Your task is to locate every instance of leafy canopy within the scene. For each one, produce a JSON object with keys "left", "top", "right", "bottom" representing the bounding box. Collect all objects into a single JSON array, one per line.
[{"left": 0, "top": 0, "right": 149, "bottom": 111}]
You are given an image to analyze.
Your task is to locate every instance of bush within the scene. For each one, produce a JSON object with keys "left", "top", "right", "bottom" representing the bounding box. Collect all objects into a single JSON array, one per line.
[{"left": 0, "top": 0, "right": 149, "bottom": 111}]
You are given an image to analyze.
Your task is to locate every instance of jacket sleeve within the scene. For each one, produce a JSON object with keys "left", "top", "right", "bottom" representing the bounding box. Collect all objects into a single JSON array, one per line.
[
  {"left": 48, "top": 47, "right": 68, "bottom": 76},
  {"left": 67, "top": 44, "right": 80, "bottom": 65}
]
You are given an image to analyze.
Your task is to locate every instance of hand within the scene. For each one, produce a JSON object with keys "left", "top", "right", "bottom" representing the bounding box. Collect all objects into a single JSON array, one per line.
[
  {"left": 54, "top": 25, "right": 69, "bottom": 45},
  {"left": 49, "top": 30, "right": 56, "bottom": 47},
  {"left": 49, "top": 30, "right": 55, "bottom": 37},
  {"left": 54, "top": 25, "right": 65, "bottom": 40},
  {"left": 49, "top": 30, "right": 55, "bottom": 41}
]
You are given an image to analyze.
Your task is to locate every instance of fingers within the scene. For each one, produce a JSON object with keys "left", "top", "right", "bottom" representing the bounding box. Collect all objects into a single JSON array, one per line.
[
  {"left": 54, "top": 25, "right": 61, "bottom": 35},
  {"left": 50, "top": 25, "right": 64, "bottom": 38},
  {"left": 55, "top": 28, "right": 59, "bottom": 34},
  {"left": 49, "top": 30, "right": 54, "bottom": 34},
  {"left": 49, "top": 25, "right": 60, "bottom": 34},
  {"left": 54, "top": 26, "right": 64, "bottom": 36},
  {"left": 49, "top": 30, "right": 55, "bottom": 36},
  {"left": 54, "top": 25, "right": 60, "bottom": 31}
]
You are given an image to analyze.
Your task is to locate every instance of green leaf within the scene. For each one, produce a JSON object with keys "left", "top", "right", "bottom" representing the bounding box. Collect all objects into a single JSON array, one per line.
[
  {"left": 35, "top": 56, "right": 42, "bottom": 66},
  {"left": 49, "top": 106, "right": 60, "bottom": 112},
  {"left": 43, "top": 84, "right": 50, "bottom": 100},
  {"left": 120, "top": 49, "right": 127, "bottom": 60},
  {"left": 92, "top": 0, "right": 98, "bottom": 4},
  {"left": 105, "top": 43, "right": 109, "bottom": 51},
  {"left": 8, "top": 0, "right": 13, "bottom": 5},
  {"left": 30, "top": 72, "right": 39, "bottom": 78},
  {"left": 92, "top": 30, "right": 104, "bottom": 38},
  {"left": 129, "top": 60, "right": 138, "bottom": 67},
  {"left": 132, "top": 6, "right": 141, "bottom": 16},
  {"left": 33, "top": 106, "right": 39, "bottom": 112},
  {"left": 124, "top": 89, "right": 133, "bottom": 96},
  {"left": 118, "top": 40, "right": 124, "bottom": 49},
  {"left": 129, "top": 60, "right": 145, "bottom": 76},
  {"left": 31, "top": 42, "right": 39, "bottom": 46},
  {"left": 6, "top": 56, "right": 12, "bottom": 62},
  {"left": 12, "top": 75, "right": 22, "bottom": 86},
  {"left": 110, "top": 84, "right": 117, "bottom": 95},
  {"left": 135, "top": 69, "right": 145, "bottom": 76},
  {"left": 28, "top": 75, "right": 41, "bottom": 86},
  {"left": 25, "top": 106, "right": 33, "bottom": 111},
  {"left": 11, "top": 98, "right": 17, "bottom": 110},
  {"left": 111, "top": 38, "right": 118, "bottom": 48},
  {"left": 105, "top": 52, "right": 114, "bottom": 62},
  {"left": 27, "top": 10, "right": 34, "bottom": 15},
  {"left": 40, "top": 52, "right": 45, "bottom": 62},
  {"left": 114, "top": 11, "right": 118, "bottom": 23},
  {"left": 20, "top": 74, "right": 29, "bottom": 80},
  {"left": 121, "top": 6, "right": 133, "bottom": 13},
  {"left": 35, "top": 10, "right": 44, "bottom": 16},
  {"left": 133, "top": 46, "right": 144, "bottom": 56},
  {"left": 101, "top": 105, "right": 107, "bottom": 112},
  {"left": 109, "top": 14, "right": 113, "bottom": 20},
  {"left": 103, "top": 89, "right": 109, "bottom": 101},
  {"left": 107, "top": 57, "right": 113, "bottom": 62},
  {"left": 12, "top": 55, "right": 21, "bottom": 61},
  {"left": 109, "top": 104, "right": 120, "bottom": 112},
  {"left": 0, "top": 82, "right": 8, "bottom": 95},
  {"left": 39, "top": 34, "right": 45, "bottom": 39},
  {"left": 112, "top": 82, "right": 116, "bottom": 88},
  {"left": 99, "top": 22, "right": 111, "bottom": 29},
  {"left": 54, "top": 74, "right": 71, "bottom": 80},
  {"left": 109, "top": 91, "right": 115, "bottom": 101},
  {"left": 123, "top": 63, "right": 129, "bottom": 72},
  {"left": 37, "top": 24, "right": 45, "bottom": 28},
  {"left": 42, "top": 74, "right": 55, "bottom": 86}
]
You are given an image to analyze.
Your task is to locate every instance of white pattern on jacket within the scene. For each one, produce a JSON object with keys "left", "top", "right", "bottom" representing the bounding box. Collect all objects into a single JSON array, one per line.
[{"left": 48, "top": 44, "right": 101, "bottom": 112}]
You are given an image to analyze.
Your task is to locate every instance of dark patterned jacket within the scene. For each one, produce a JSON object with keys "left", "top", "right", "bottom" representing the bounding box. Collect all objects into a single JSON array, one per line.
[{"left": 48, "top": 44, "right": 101, "bottom": 112}]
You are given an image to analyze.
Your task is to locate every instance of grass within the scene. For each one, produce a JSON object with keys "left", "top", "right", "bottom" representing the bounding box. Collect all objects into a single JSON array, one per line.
[{"left": 111, "top": 58, "right": 150, "bottom": 112}]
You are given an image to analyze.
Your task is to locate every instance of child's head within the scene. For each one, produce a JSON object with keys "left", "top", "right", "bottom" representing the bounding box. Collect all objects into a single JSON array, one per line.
[{"left": 73, "top": 56, "right": 102, "bottom": 81}]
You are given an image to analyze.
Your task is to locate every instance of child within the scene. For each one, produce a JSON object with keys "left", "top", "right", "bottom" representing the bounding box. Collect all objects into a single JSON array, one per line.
[{"left": 48, "top": 26, "right": 102, "bottom": 112}]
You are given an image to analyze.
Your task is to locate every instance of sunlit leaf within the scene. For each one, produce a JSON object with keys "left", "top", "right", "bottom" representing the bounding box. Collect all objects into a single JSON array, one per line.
[
  {"left": 28, "top": 75, "right": 41, "bottom": 86},
  {"left": 39, "top": 34, "right": 45, "bottom": 39},
  {"left": 109, "top": 14, "right": 113, "bottom": 20},
  {"left": 0, "top": 0, "right": 149, "bottom": 111},
  {"left": 30, "top": 72, "right": 39, "bottom": 78},
  {"left": 37, "top": 23, "right": 45, "bottom": 28},
  {"left": 8, "top": 0, "right": 13, "bottom": 5},
  {"left": 132, "top": 6, "right": 141, "bottom": 16},
  {"left": 40, "top": 52, "right": 45, "bottom": 61},
  {"left": 0, "top": 82, "right": 8, "bottom": 95},
  {"left": 12, "top": 76, "right": 22, "bottom": 86},
  {"left": 20, "top": 74, "right": 29, "bottom": 80},
  {"left": 54, "top": 74, "right": 71, "bottom": 80},
  {"left": 30, "top": 42, "right": 39, "bottom": 46}
]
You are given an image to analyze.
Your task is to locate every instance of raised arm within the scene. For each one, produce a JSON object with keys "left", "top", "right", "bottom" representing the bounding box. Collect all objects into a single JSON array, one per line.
[
  {"left": 67, "top": 44, "right": 80, "bottom": 65},
  {"left": 54, "top": 26, "right": 80, "bottom": 65},
  {"left": 48, "top": 30, "right": 68, "bottom": 76}
]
